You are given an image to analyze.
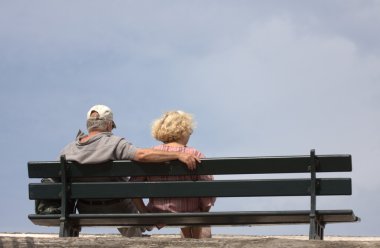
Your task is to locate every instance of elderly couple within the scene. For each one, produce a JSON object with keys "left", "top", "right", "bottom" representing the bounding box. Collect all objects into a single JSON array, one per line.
[{"left": 60, "top": 105, "right": 215, "bottom": 238}]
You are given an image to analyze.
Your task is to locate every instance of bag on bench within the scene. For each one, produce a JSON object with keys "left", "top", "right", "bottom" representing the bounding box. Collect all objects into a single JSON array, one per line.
[{"left": 35, "top": 178, "right": 61, "bottom": 214}]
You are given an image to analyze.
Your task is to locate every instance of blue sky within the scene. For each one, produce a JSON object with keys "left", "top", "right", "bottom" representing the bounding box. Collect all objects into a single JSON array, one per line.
[{"left": 1, "top": 0, "right": 379, "bottom": 236}]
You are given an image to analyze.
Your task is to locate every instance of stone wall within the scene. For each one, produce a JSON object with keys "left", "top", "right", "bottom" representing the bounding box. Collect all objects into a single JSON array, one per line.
[{"left": 1, "top": 234, "right": 379, "bottom": 248}]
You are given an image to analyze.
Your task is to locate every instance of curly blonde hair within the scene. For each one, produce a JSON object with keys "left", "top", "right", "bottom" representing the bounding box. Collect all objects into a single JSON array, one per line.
[{"left": 151, "top": 111, "right": 195, "bottom": 143}]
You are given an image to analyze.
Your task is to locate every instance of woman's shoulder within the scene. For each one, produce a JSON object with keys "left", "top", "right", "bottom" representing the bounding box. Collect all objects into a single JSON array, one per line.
[
  {"left": 185, "top": 146, "right": 205, "bottom": 158},
  {"left": 183, "top": 146, "right": 205, "bottom": 158}
]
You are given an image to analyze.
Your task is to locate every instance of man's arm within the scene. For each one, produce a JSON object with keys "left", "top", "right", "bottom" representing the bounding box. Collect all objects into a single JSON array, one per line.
[{"left": 133, "top": 148, "right": 200, "bottom": 170}]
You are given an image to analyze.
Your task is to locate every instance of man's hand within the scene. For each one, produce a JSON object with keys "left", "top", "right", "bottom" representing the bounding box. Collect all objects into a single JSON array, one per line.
[{"left": 178, "top": 153, "right": 201, "bottom": 170}]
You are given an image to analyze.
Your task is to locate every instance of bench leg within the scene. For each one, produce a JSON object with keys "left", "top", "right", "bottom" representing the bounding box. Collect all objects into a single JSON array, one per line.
[
  {"left": 309, "top": 218, "right": 325, "bottom": 240},
  {"left": 59, "top": 217, "right": 70, "bottom": 237},
  {"left": 59, "top": 218, "right": 80, "bottom": 237}
]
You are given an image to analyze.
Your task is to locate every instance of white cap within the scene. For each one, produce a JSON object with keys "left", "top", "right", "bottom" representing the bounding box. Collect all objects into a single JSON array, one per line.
[{"left": 87, "top": 104, "right": 116, "bottom": 128}]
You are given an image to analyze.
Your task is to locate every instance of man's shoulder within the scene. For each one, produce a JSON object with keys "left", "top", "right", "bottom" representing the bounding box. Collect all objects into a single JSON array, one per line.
[{"left": 59, "top": 140, "right": 78, "bottom": 156}]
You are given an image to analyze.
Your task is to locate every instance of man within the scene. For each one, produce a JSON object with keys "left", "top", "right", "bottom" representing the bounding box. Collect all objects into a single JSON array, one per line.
[{"left": 59, "top": 104, "right": 200, "bottom": 237}]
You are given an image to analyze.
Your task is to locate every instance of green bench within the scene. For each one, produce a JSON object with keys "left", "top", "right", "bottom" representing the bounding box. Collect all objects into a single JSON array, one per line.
[{"left": 28, "top": 149, "right": 359, "bottom": 239}]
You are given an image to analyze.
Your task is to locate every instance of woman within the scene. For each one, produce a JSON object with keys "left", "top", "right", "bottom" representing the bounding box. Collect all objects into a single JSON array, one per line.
[{"left": 131, "top": 110, "right": 215, "bottom": 238}]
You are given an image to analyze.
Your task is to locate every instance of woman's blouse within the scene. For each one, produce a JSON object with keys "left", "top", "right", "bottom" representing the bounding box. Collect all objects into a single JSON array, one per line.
[{"left": 130, "top": 144, "right": 215, "bottom": 213}]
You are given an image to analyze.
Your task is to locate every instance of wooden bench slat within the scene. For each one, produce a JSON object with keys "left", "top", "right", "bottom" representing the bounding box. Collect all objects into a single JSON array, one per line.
[
  {"left": 28, "top": 155, "right": 352, "bottom": 178},
  {"left": 28, "top": 210, "right": 359, "bottom": 227},
  {"left": 29, "top": 178, "right": 352, "bottom": 200}
]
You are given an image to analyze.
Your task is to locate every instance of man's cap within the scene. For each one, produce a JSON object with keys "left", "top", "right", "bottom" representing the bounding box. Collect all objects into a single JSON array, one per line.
[{"left": 87, "top": 104, "right": 116, "bottom": 128}]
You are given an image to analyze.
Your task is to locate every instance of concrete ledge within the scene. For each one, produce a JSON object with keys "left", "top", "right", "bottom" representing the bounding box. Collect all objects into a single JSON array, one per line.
[{"left": 1, "top": 233, "right": 380, "bottom": 248}]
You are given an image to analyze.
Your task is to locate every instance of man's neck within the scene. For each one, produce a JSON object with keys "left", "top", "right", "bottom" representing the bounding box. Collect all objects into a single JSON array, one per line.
[
  {"left": 88, "top": 130, "right": 103, "bottom": 136},
  {"left": 80, "top": 131, "right": 102, "bottom": 143}
]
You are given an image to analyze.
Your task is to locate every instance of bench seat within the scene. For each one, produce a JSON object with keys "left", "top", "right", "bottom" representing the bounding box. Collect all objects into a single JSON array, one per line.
[{"left": 29, "top": 210, "right": 358, "bottom": 227}]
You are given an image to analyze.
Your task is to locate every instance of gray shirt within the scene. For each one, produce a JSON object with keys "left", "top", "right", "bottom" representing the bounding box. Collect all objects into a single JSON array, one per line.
[
  {"left": 60, "top": 131, "right": 137, "bottom": 164},
  {"left": 58, "top": 131, "right": 138, "bottom": 200}
]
